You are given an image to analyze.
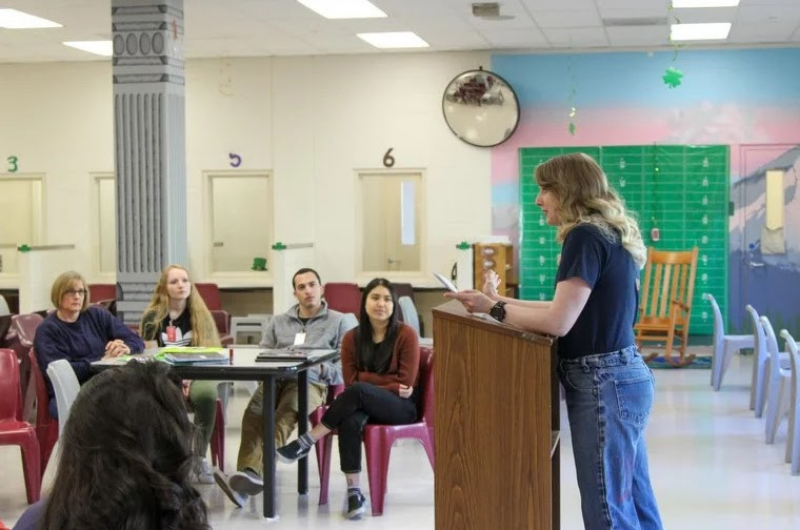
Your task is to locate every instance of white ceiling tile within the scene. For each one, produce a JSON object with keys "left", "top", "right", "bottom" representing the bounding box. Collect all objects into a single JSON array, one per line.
[
  {"left": 606, "top": 26, "right": 670, "bottom": 46},
  {"left": 478, "top": 27, "right": 551, "bottom": 48},
  {"left": 727, "top": 21, "right": 799, "bottom": 43},
  {"left": 522, "top": 0, "right": 598, "bottom": 11},
  {"left": 542, "top": 27, "right": 609, "bottom": 47},
  {"left": 531, "top": 10, "right": 604, "bottom": 28},
  {"left": 0, "top": 0, "right": 796, "bottom": 62},
  {"left": 596, "top": 0, "right": 665, "bottom": 9},
  {"left": 735, "top": 5, "right": 800, "bottom": 24}
]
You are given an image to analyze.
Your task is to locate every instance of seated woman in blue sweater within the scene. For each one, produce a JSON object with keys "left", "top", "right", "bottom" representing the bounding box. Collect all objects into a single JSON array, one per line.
[{"left": 33, "top": 271, "right": 144, "bottom": 418}]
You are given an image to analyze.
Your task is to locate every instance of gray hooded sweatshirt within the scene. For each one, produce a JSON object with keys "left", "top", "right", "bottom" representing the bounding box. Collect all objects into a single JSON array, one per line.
[{"left": 259, "top": 301, "right": 354, "bottom": 385}]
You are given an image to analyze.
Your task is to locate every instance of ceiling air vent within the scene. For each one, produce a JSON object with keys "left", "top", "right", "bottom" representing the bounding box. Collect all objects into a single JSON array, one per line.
[
  {"left": 472, "top": 3, "right": 515, "bottom": 21},
  {"left": 602, "top": 16, "right": 668, "bottom": 27}
]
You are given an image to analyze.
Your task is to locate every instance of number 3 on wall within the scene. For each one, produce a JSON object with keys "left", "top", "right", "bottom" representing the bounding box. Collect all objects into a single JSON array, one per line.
[{"left": 7, "top": 156, "right": 18, "bottom": 173}]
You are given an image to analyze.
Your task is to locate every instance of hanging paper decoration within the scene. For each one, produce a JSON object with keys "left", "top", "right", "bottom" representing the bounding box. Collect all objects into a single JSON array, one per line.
[
  {"left": 567, "top": 54, "right": 577, "bottom": 135},
  {"left": 663, "top": 66, "right": 684, "bottom": 88},
  {"left": 664, "top": 1, "right": 684, "bottom": 88}
]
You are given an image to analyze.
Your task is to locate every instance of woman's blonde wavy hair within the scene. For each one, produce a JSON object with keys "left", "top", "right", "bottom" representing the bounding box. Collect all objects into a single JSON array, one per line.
[
  {"left": 534, "top": 153, "right": 647, "bottom": 269},
  {"left": 140, "top": 265, "right": 221, "bottom": 346}
]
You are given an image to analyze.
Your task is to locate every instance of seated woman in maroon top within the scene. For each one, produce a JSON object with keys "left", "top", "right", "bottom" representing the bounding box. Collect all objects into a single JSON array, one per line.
[{"left": 276, "top": 278, "right": 420, "bottom": 520}]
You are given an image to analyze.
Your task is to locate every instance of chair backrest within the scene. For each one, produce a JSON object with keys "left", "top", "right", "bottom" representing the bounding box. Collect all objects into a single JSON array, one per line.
[
  {"left": 639, "top": 247, "right": 699, "bottom": 324},
  {"left": 29, "top": 349, "right": 53, "bottom": 425},
  {"left": 87, "top": 284, "right": 116, "bottom": 303},
  {"left": 0, "top": 315, "right": 12, "bottom": 347},
  {"left": 0, "top": 348, "right": 22, "bottom": 422},
  {"left": 195, "top": 283, "right": 223, "bottom": 311},
  {"left": 323, "top": 283, "right": 362, "bottom": 316},
  {"left": 0, "top": 294, "right": 10, "bottom": 316},
  {"left": 11, "top": 313, "right": 44, "bottom": 349},
  {"left": 46, "top": 360, "right": 81, "bottom": 436},
  {"left": 745, "top": 305, "right": 766, "bottom": 363},
  {"left": 780, "top": 329, "right": 799, "bottom": 414},
  {"left": 418, "top": 347, "right": 434, "bottom": 427},
  {"left": 704, "top": 293, "right": 724, "bottom": 342},
  {"left": 760, "top": 316, "right": 783, "bottom": 378},
  {"left": 341, "top": 313, "right": 358, "bottom": 333},
  {"left": 398, "top": 296, "right": 420, "bottom": 337}
]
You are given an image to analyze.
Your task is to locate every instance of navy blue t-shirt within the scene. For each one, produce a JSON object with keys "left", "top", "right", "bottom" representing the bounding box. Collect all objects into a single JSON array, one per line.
[{"left": 555, "top": 223, "right": 639, "bottom": 359}]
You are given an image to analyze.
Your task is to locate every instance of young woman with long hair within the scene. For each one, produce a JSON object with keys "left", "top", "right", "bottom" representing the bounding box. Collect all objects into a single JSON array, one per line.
[{"left": 140, "top": 265, "right": 221, "bottom": 485}]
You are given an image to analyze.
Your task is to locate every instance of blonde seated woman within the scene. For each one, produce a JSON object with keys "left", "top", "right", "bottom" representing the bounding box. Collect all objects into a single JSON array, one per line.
[{"left": 140, "top": 265, "right": 221, "bottom": 485}]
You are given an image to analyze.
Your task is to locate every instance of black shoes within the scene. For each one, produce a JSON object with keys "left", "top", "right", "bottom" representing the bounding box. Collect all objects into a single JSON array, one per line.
[
  {"left": 346, "top": 489, "right": 367, "bottom": 519},
  {"left": 276, "top": 439, "right": 312, "bottom": 464}
]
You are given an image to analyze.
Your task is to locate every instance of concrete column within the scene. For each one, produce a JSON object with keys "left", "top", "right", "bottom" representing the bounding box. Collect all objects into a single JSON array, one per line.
[{"left": 112, "top": 0, "right": 187, "bottom": 325}]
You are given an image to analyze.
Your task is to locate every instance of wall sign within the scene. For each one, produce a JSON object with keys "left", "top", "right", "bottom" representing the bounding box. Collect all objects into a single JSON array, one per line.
[
  {"left": 383, "top": 148, "right": 395, "bottom": 168},
  {"left": 7, "top": 156, "right": 18, "bottom": 173},
  {"left": 229, "top": 153, "right": 241, "bottom": 168}
]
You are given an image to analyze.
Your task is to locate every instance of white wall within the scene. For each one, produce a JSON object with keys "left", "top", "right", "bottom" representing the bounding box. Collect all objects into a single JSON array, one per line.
[{"left": 0, "top": 51, "right": 492, "bottom": 288}]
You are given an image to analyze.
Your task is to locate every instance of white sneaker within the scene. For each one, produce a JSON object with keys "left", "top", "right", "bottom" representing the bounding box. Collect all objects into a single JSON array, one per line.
[{"left": 192, "top": 457, "right": 215, "bottom": 485}]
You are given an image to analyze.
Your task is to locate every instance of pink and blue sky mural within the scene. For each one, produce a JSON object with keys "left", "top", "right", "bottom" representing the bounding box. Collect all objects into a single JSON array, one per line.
[{"left": 490, "top": 48, "right": 800, "bottom": 333}]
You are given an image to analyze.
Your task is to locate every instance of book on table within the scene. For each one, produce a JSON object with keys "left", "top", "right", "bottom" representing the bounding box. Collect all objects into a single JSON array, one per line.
[
  {"left": 255, "top": 348, "right": 337, "bottom": 363},
  {"left": 161, "top": 346, "right": 230, "bottom": 365}
]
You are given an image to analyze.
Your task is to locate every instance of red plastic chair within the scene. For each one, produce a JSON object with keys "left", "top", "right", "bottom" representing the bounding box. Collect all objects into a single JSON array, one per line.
[
  {"left": 209, "top": 398, "right": 226, "bottom": 471},
  {"left": 195, "top": 283, "right": 233, "bottom": 344},
  {"left": 12, "top": 313, "right": 44, "bottom": 421},
  {"left": 0, "top": 348, "right": 41, "bottom": 503},
  {"left": 311, "top": 347, "right": 435, "bottom": 515},
  {"left": 323, "top": 283, "right": 362, "bottom": 316},
  {"left": 28, "top": 349, "right": 58, "bottom": 475},
  {"left": 87, "top": 284, "right": 116, "bottom": 304}
]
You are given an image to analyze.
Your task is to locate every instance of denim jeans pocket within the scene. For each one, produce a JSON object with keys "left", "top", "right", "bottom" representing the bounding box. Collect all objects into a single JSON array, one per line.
[{"left": 614, "top": 371, "right": 654, "bottom": 426}]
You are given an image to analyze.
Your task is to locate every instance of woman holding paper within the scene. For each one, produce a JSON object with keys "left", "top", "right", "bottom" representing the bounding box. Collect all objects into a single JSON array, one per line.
[
  {"left": 446, "top": 153, "right": 663, "bottom": 530},
  {"left": 276, "top": 278, "right": 420, "bottom": 520},
  {"left": 140, "top": 265, "right": 221, "bottom": 485}
]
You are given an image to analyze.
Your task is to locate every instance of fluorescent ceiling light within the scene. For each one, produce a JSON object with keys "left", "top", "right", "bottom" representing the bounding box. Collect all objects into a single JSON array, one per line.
[
  {"left": 63, "top": 41, "right": 113, "bottom": 57},
  {"left": 0, "top": 8, "right": 61, "bottom": 29},
  {"left": 358, "top": 32, "right": 429, "bottom": 49},
  {"left": 671, "top": 0, "right": 739, "bottom": 7},
  {"left": 670, "top": 22, "right": 731, "bottom": 41},
  {"left": 297, "top": 0, "right": 386, "bottom": 19}
]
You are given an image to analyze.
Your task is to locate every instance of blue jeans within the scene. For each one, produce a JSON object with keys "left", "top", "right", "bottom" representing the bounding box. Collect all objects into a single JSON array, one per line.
[{"left": 557, "top": 346, "right": 664, "bottom": 530}]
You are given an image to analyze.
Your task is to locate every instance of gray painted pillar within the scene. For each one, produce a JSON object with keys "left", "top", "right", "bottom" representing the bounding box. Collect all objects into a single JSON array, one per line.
[{"left": 112, "top": 0, "right": 187, "bottom": 325}]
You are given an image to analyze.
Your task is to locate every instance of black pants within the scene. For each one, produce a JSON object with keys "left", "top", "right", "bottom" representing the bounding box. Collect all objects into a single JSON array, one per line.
[{"left": 321, "top": 382, "right": 417, "bottom": 473}]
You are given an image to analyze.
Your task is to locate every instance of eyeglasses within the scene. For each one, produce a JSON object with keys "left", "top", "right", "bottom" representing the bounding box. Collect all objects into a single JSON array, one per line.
[{"left": 64, "top": 289, "right": 88, "bottom": 297}]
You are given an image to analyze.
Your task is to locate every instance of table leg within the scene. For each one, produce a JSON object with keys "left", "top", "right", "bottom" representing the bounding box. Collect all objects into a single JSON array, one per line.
[
  {"left": 262, "top": 376, "right": 277, "bottom": 519},
  {"left": 297, "top": 370, "right": 309, "bottom": 494}
]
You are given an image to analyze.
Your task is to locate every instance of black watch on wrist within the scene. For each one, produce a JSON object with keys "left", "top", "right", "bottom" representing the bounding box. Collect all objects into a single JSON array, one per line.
[{"left": 489, "top": 301, "right": 507, "bottom": 322}]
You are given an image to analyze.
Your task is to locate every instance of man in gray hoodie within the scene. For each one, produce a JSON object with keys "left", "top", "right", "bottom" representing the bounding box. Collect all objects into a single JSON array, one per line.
[{"left": 215, "top": 267, "right": 355, "bottom": 507}]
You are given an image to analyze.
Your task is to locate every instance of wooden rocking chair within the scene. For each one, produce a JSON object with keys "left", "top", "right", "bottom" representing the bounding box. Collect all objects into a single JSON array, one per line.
[{"left": 634, "top": 247, "right": 699, "bottom": 367}]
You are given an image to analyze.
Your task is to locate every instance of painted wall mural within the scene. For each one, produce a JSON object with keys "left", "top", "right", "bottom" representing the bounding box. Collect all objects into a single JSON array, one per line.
[{"left": 490, "top": 48, "right": 800, "bottom": 334}]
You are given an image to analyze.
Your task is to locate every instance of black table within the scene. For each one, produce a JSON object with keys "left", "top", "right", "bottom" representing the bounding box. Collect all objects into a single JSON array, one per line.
[{"left": 94, "top": 346, "right": 338, "bottom": 520}]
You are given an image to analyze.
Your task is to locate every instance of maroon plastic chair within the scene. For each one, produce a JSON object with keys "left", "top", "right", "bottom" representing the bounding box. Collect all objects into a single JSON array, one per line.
[
  {"left": 311, "top": 347, "right": 435, "bottom": 514},
  {"left": 323, "top": 283, "right": 362, "bottom": 316},
  {"left": 0, "top": 348, "right": 41, "bottom": 503},
  {"left": 209, "top": 398, "right": 226, "bottom": 471},
  {"left": 87, "top": 284, "right": 116, "bottom": 304},
  {"left": 28, "top": 349, "right": 58, "bottom": 474},
  {"left": 11, "top": 313, "right": 44, "bottom": 420},
  {"left": 195, "top": 283, "right": 233, "bottom": 345}
]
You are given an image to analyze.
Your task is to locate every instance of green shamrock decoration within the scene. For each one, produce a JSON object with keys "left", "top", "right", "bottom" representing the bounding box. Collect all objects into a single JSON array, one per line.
[{"left": 663, "top": 66, "right": 683, "bottom": 88}]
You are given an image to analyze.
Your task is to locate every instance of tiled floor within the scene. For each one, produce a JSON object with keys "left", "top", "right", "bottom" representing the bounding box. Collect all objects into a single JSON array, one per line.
[{"left": 2, "top": 354, "right": 800, "bottom": 529}]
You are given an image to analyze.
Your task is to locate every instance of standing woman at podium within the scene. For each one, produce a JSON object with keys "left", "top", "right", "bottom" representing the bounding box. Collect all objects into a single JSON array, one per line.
[{"left": 447, "top": 153, "right": 663, "bottom": 530}]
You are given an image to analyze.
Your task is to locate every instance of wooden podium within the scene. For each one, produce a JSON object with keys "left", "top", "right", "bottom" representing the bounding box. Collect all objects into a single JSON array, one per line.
[{"left": 433, "top": 301, "right": 559, "bottom": 530}]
